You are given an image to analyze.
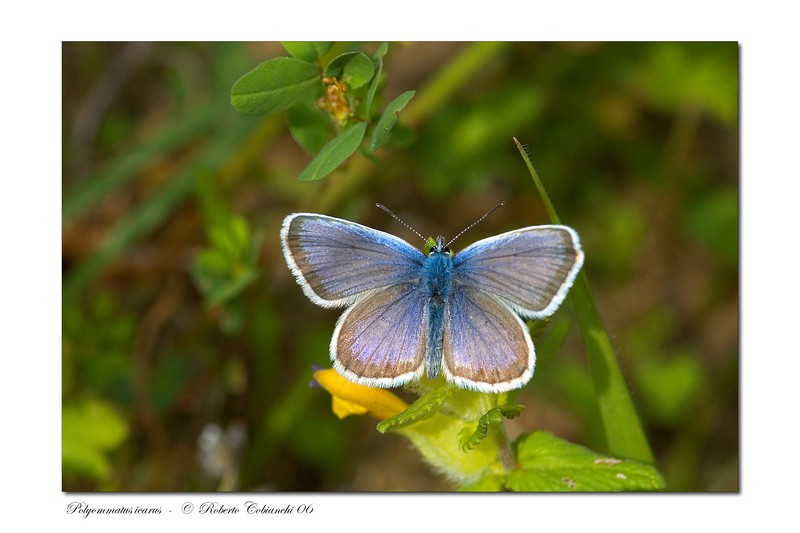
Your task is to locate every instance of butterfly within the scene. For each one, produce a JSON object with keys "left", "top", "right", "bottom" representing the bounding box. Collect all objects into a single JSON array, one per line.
[{"left": 280, "top": 208, "right": 584, "bottom": 393}]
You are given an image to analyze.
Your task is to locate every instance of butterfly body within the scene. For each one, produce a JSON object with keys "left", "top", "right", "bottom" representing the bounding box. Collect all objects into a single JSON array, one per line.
[
  {"left": 418, "top": 237, "right": 454, "bottom": 379},
  {"left": 281, "top": 212, "right": 584, "bottom": 393}
]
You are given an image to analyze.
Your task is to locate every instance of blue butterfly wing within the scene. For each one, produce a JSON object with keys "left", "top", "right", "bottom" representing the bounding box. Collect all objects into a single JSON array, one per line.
[
  {"left": 442, "top": 225, "right": 583, "bottom": 391},
  {"left": 441, "top": 286, "right": 534, "bottom": 393},
  {"left": 281, "top": 213, "right": 427, "bottom": 385},
  {"left": 453, "top": 225, "right": 584, "bottom": 319},
  {"left": 281, "top": 213, "right": 425, "bottom": 308},
  {"left": 332, "top": 283, "right": 428, "bottom": 387}
]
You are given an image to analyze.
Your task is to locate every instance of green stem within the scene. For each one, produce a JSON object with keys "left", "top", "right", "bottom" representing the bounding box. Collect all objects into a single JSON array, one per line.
[
  {"left": 513, "top": 138, "right": 561, "bottom": 223},
  {"left": 514, "top": 138, "right": 654, "bottom": 464},
  {"left": 403, "top": 42, "right": 507, "bottom": 127},
  {"left": 494, "top": 423, "right": 517, "bottom": 472}
]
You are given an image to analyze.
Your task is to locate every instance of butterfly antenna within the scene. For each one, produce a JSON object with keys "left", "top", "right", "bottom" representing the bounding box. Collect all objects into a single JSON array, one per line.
[
  {"left": 375, "top": 203, "right": 427, "bottom": 244},
  {"left": 446, "top": 202, "right": 505, "bottom": 247}
]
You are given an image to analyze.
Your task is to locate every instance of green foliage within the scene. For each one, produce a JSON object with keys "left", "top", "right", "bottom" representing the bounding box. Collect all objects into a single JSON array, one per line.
[
  {"left": 505, "top": 432, "right": 665, "bottom": 492},
  {"left": 230, "top": 42, "right": 415, "bottom": 182},
  {"left": 288, "top": 103, "right": 332, "bottom": 153},
  {"left": 370, "top": 90, "right": 416, "bottom": 151},
  {"left": 637, "top": 42, "right": 738, "bottom": 124},
  {"left": 376, "top": 383, "right": 455, "bottom": 433},
  {"left": 298, "top": 122, "right": 367, "bottom": 182},
  {"left": 324, "top": 51, "right": 375, "bottom": 89},
  {"left": 280, "top": 41, "right": 333, "bottom": 62},
  {"left": 62, "top": 398, "right": 128, "bottom": 481},
  {"left": 230, "top": 57, "right": 321, "bottom": 116},
  {"left": 457, "top": 431, "right": 665, "bottom": 492},
  {"left": 374, "top": 385, "right": 514, "bottom": 484},
  {"left": 62, "top": 292, "right": 135, "bottom": 404},
  {"left": 191, "top": 215, "right": 261, "bottom": 307},
  {"left": 62, "top": 290, "right": 134, "bottom": 486},
  {"left": 370, "top": 370, "right": 662, "bottom": 491}
]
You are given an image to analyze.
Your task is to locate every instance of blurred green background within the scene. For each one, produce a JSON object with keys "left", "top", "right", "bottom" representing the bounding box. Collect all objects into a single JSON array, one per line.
[{"left": 62, "top": 42, "right": 738, "bottom": 491}]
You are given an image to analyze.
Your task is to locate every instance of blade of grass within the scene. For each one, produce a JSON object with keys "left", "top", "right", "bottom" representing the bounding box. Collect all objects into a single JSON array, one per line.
[
  {"left": 63, "top": 102, "right": 223, "bottom": 222},
  {"left": 514, "top": 137, "right": 654, "bottom": 464},
  {"left": 62, "top": 113, "right": 267, "bottom": 301}
]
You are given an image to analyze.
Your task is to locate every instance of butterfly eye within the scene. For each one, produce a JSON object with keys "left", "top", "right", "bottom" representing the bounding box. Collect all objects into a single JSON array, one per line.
[{"left": 427, "top": 246, "right": 451, "bottom": 257}]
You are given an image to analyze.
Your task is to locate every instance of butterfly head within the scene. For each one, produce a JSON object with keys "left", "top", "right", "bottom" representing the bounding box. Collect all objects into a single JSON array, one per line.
[
  {"left": 427, "top": 236, "right": 452, "bottom": 257},
  {"left": 376, "top": 202, "right": 504, "bottom": 258}
]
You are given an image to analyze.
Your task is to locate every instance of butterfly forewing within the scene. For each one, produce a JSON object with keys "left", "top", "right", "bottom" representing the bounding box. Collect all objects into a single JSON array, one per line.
[
  {"left": 441, "top": 286, "right": 534, "bottom": 393},
  {"left": 332, "top": 284, "right": 428, "bottom": 387},
  {"left": 453, "top": 225, "right": 584, "bottom": 319},
  {"left": 281, "top": 213, "right": 425, "bottom": 308}
]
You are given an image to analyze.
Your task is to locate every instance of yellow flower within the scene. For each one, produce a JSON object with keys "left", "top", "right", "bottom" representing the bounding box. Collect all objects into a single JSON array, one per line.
[
  {"left": 312, "top": 368, "right": 408, "bottom": 420},
  {"left": 317, "top": 77, "right": 353, "bottom": 127},
  {"left": 311, "top": 368, "right": 511, "bottom": 484}
]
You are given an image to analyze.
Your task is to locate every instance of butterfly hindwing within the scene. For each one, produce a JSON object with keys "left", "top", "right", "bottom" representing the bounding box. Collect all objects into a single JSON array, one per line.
[
  {"left": 441, "top": 285, "right": 534, "bottom": 393},
  {"left": 332, "top": 283, "right": 427, "bottom": 387}
]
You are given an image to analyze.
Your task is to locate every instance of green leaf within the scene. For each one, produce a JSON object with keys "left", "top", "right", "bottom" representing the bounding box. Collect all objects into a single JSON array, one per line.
[
  {"left": 62, "top": 398, "right": 128, "bottom": 480},
  {"left": 364, "top": 44, "right": 388, "bottom": 117},
  {"left": 190, "top": 216, "right": 262, "bottom": 306},
  {"left": 298, "top": 122, "right": 367, "bottom": 181},
  {"left": 208, "top": 215, "right": 250, "bottom": 260},
  {"left": 377, "top": 385, "right": 456, "bottom": 433},
  {"left": 373, "top": 42, "right": 389, "bottom": 61},
  {"left": 324, "top": 52, "right": 375, "bottom": 89},
  {"left": 370, "top": 90, "right": 415, "bottom": 151},
  {"left": 343, "top": 54, "right": 375, "bottom": 89},
  {"left": 506, "top": 432, "right": 666, "bottom": 492},
  {"left": 191, "top": 255, "right": 259, "bottom": 308},
  {"left": 287, "top": 103, "right": 332, "bottom": 154},
  {"left": 231, "top": 57, "right": 321, "bottom": 116},
  {"left": 229, "top": 215, "right": 250, "bottom": 251},
  {"left": 280, "top": 42, "right": 333, "bottom": 62}
]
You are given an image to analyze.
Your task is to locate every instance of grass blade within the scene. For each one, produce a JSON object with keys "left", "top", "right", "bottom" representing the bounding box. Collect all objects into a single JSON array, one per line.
[{"left": 514, "top": 138, "right": 654, "bottom": 464}]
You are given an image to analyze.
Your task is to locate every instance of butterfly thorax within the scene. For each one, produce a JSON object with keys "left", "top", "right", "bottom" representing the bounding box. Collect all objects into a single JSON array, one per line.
[{"left": 420, "top": 236, "right": 454, "bottom": 302}]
